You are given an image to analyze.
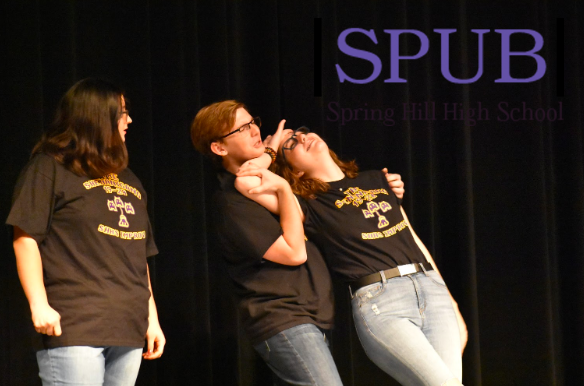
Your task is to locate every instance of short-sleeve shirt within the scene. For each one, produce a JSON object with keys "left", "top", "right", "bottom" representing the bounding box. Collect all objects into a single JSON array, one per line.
[
  {"left": 6, "top": 153, "right": 158, "bottom": 349},
  {"left": 299, "top": 170, "right": 426, "bottom": 283},
  {"left": 213, "top": 171, "right": 333, "bottom": 345}
]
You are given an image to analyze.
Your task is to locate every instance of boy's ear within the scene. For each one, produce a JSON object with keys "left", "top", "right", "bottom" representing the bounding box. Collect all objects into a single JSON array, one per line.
[
  {"left": 294, "top": 170, "right": 305, "bottom": 178},
  {"left": 210, "top": 141, "right": 227, "bottom": 157}
]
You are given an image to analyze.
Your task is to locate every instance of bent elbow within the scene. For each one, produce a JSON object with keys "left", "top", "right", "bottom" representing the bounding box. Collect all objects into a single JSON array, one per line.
[
  {"left": 233, "top": 177, "right": 246, "bottom": 192},
  {"left": 234, "top": 176, "right": 260, "bottom": 194},
  {"left": 290, "top": 250, "right": 307, "bottom": 266}
]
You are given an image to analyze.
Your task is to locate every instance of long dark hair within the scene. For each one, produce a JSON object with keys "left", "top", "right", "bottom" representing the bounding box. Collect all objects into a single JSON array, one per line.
[{"left": 32, "top": 78, "right": 128, "bottom": 178}]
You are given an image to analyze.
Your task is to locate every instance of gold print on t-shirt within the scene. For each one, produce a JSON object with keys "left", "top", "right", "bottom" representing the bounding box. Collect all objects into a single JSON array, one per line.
[
  {"left": 335, "top": 187, "right": 389, "bottom": 209},
  {"left": 83, "top": 173, "right": 142, "bottom": 200},
  {"left": 335, "top": 187, "right": 392, "bottom": 229},
  {"left": 85, "top": 174, "right": 137, "bottom": 228},
  {"left": 84, "top": 174, "right": 146, "bottom": 240},
  {"left": 361, "top": 220, "right": 408, "bottom": 240},
  {"left": 103, "top": 185, "right": 127, "bottom": 196}
]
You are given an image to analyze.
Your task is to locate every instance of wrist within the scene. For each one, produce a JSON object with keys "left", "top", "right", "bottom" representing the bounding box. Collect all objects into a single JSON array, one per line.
[
  {"left": 252, "top": 152, "right": 272, "bottom": 169},
  {"left": 275, "top": 181, "right": 292, "bottom": 196},
  {"left": 264, "top": 147, "right": 277, "bottom": 165},
  {"left": 148, "top": 317, "right": 160, "bottom": 325},
  {"left": 29, "top": 292, "right": 49, "bottom": 307},
  {"left": 30, "top": 300, "right": 49, "bottom": 312}
]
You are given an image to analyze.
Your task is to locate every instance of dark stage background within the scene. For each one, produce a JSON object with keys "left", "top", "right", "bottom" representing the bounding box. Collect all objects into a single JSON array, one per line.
[{"left": 1, "top": 1, "right": 583, "bottom": 385}]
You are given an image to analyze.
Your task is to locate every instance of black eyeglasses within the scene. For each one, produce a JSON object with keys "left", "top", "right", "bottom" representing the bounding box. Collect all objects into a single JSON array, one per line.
[
  {"left": 281, "top": 126, "right": 311, "bottom": 167},
  {"left": 219, "top": 117, "right": 261, "bottom": 139}
]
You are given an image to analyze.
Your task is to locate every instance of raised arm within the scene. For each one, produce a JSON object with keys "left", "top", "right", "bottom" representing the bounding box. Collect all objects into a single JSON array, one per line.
[
  {"left": 234, "top": 118, "right": 288, "bottom": 214},
  {"left": 13, "top": 226, "right": 62, "bottom": 336},
  {"left": 400, "top": 207, "right": 468, "bottom": 354},
  {"left": 238, "top": 119, "right": 287, "bottom": 171}
]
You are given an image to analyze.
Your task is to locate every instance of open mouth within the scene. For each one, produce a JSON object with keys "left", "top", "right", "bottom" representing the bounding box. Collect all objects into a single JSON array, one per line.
[{"left": 306, "top": 139, "right": 314, "bottom": 151}]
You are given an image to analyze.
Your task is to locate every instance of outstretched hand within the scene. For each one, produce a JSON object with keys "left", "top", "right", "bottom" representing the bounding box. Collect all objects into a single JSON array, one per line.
[{"left": 382, "top": 168, "right": 404, "bottom": 199}]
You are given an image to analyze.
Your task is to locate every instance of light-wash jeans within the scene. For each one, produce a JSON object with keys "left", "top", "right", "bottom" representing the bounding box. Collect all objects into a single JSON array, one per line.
[
  {"left": 36, "top": 346, "right": 143, "bottom": 386},
  {"left": 351, "top": 270, "right": 462, "bottom": 386},
  {"left": 254, "top": 323, "right": 343, "bottom": 386}
]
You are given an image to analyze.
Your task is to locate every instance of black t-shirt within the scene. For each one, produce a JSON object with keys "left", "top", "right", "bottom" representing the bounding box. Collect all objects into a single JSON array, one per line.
[
  {"left": 213, "top": 171, "right": 334, "bottom": 345},
  {"left": 299, "top": 170, "right": 426, "bottom": 283},
  {"left": 6, "top": 154, "right": 158, "bottom": 349}
]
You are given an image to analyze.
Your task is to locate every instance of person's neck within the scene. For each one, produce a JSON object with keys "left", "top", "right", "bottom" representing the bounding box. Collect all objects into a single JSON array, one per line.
[
  {"left": 307, "top": 158, "right": 345, "bottom": 182},
  {"left": 222, "top": 158, "right": 242, "bottom": 175}
]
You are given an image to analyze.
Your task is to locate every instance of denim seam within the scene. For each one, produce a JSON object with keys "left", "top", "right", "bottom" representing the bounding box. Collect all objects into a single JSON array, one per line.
[
  {"left": 264, "top": 341, "right": 270, "bottom": 361},
  {"left": 410, "top": 275, "right": 426, "bottom": 326},
  {"left": 278, "top": 332, "right": 317, "bottom": 385},
  {"left": 47, "top": 349, "right": 56, "bottom": 386}
]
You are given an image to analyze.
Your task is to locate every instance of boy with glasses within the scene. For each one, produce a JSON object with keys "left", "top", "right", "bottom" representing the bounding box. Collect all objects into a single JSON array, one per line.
[
  {"left": 191, "top": 100, "right": 342, "bottom": 385},
  {"left": 190, "top": 100, "right": 403, "bottom": 385}
]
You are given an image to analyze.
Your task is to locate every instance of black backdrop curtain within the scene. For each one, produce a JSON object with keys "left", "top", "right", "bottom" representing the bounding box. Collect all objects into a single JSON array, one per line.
[{"left": 1, "top": 1, "right": 583, "bottom": 385}]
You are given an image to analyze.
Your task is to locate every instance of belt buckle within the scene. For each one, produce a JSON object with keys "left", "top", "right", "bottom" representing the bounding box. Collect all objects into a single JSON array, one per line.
[{"left": 397, "top": 264, "right": 416, "bottom": 276}]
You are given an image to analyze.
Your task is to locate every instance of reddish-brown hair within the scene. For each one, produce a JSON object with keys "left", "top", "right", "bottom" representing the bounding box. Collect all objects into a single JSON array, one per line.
[
  {"left": 272, "top": 148, "right": 359, "bottom": 199},
  {"left": 32, "top": 78, "right": 128, "bottom": 178},
  {"left": 190, "top": 100, "right": 246, "bottom": 164}
]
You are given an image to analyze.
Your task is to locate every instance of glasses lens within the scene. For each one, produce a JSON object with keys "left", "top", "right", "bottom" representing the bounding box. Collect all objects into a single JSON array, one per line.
[
  {"left": 283, "top": 137, "right": 297, "bottom": 151},
  {"left": 281, "top": 141, "right": 293, "bottom": 167},
  {"left": 253, "top": 117, "right": 261, "bottom": 128}
]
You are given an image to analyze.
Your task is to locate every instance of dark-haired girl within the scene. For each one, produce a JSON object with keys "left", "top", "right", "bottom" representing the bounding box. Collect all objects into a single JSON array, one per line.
[{"left": 7, "top": 78, "right": 165, "bottom": 386}]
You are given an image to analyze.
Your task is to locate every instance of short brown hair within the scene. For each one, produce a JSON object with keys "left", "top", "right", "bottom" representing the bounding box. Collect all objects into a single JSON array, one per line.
[
  {"left": 272, "top": 148, "right": 359, "bottom": 199},
  {"left": 190, "top": 100, "right": 246, "bottom": 164}
]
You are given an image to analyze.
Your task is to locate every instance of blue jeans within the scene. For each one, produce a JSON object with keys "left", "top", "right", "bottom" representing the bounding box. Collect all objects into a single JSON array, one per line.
[
  {"left": 36, "top": 346, "right": 143, "bottom": 386},
  {"left": 254, "top": 324, "right": 343, "bottom": 386},
  {"left": 351, "top": 270, "right": 462, "bottom": 386}
]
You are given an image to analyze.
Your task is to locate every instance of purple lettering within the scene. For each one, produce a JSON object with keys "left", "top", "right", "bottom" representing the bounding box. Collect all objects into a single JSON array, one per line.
[
  {"left": 383, "top": 30, "right": 429, "bottom": 83},
  {"left": 495, "top": 29, "right": 546, "bottom": 83},
  {"left": 435, "top": 29, "right": 490, "bottom": 84},
  {"left": 336, "top": 28, "right": 382, "bottom": 84}
]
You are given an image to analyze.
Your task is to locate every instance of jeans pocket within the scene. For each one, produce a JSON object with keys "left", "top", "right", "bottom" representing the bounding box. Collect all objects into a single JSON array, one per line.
[
  {"left": 355, "top": 282, "right": 386, "bottom": 307},
  {"left": 427, "top": 271, "right": 447, "bottom": 287}
]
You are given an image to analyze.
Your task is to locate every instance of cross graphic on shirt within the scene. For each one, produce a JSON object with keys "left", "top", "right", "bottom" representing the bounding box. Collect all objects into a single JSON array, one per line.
[
  {"left": 107, "top": 196, "right": 135, "bottom": 228},
  {"left": 362, "top": 201, "right": 392, "bottom": 228}
]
